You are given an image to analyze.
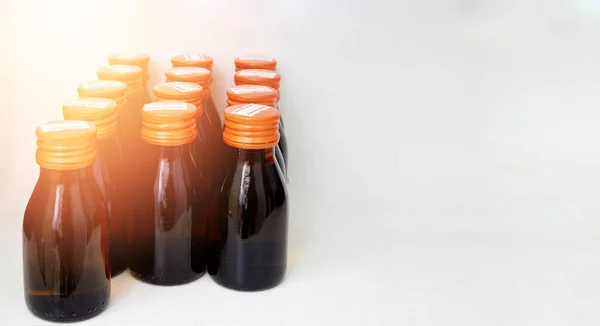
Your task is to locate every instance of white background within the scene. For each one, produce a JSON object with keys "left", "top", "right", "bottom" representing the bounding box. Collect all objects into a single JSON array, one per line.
[{"left": 1, "top": 0, "right": 600, "bottom": 325}]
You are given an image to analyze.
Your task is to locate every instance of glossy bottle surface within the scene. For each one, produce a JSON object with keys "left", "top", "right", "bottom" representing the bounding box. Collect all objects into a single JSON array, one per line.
[
  {"left": 130, "top": 144, "right": 208, "bottom": 285},
  {"left": 23, "top": 168, "right": 110, "bottom": 322},
  {"left": 94, "top": 135, "right": 129, "bottom": 276},
  {"left": 209, "top": 149, "right": 288, "bottom": 291}
]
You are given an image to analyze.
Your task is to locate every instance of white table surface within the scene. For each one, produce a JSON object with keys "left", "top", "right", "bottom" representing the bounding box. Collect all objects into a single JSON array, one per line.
[{"left": 1, "top": 199, "right": 599, "bottom": 326}]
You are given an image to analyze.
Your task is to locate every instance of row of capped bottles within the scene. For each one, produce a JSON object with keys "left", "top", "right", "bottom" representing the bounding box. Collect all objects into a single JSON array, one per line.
[{"left": 22, "top": 54, "right": 289, "bottom": 322}]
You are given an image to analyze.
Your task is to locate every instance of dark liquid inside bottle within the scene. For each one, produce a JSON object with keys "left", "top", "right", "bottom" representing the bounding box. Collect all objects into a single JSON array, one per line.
[
  {"left": 130, "top": 143, "right": 208, "bottom": 285},
  {"left": 93, "top": 135, "right": 129, "bottom": 276},
  {"left": 23, "top": 168, "right": 110, "bottom": 322},
  {"left": 208, "top": 148, "right": 288, "bottom": 291}
]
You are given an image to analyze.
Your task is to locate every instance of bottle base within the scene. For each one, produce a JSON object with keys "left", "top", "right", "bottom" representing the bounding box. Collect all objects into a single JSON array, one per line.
[
  {"left": 26, "top": 292, "right": 109, "bottom": 323},
  {"left": 130, "top": 270, "right": 205, "bottom": 286},
  {"left": 210, "top": 274, "right": 284, "bottom": 292}
]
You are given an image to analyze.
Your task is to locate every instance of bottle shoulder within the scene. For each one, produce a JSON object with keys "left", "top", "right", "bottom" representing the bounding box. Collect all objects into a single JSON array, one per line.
[
  {"left": 226, "top": 155, "right": 287, "bottom": 207},
  {"left": 23, "top": 174, "right": 106, "bottom": 234}
]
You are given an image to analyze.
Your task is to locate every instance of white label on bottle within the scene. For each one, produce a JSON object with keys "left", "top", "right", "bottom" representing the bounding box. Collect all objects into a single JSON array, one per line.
[
  {"left": 170, "top": 67, "right": 206, "bottom": 76},
  {"left": 238, "top": 55, "right": 274, "bottom": 62},
  {"left": 231, "top": 104, "right": 271, "bottom": 117},
  {"left": 80, "top": 80, "right": 123, "bottom": 89},
  {"left": 40, "top": 120, "right": 90, "bottom": 132},
  {"left": 68, "top": 98, "right": 114, "bottom": 109},
  {"left": 230, "top": 85, "right": 273, "bottom": 94},
  {"left": 144, "top": 102, "right": 189, "bottom": 111},
  {"left": 166, "top": 82, "right": 202, "bottom": 92},
  {"left": 238, "top": 70, "right": 277, "bottom": 78}
]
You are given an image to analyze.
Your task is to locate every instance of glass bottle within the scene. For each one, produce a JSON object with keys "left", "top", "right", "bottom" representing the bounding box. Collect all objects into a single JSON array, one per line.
[
  {"left": 153, "top": 82, "right": 222, "bottom": 191},
  {"left": 234, "top": 69, "right": 288, "bottom": 166},
  {"left": 129, "top": 101, "right": 208, "bottom": 285},
  {"left": 77, "top": 81, "right": 136, "bottom": 221},
  {"left": 62, "top": 98, "right": 129, "bottom": 276},
  {"left": 171, "top": 54, "right": 214, "bottom": 71},
  {"left": 108, "top": 53, "right": 151, "bottom": 104},
  {"left": 209, "top": 104, "right": 288, "bottom": 291},
  {"left": 97, "top": 65, "right": 145, "bottom": 151},
  {"left": 165, "top": 67, "right": 221, "bottom": 132},
  {"left": 234, "top": 55, "right": 277, "bottom": 72},
  {"left": 23, "top": 120, "right": 110, "bottom": 322},
  {"left": 226, "top": 85, "right": 287, "bottom": 179}
]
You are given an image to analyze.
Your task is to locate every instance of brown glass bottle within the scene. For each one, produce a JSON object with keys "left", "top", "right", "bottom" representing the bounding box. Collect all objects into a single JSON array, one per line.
[
  {"left": 97, "top": 65, "right": 145, "bottom": 154},
  {"left": 108, "top": 53, "right": 151, "bottom": 104},
  {"left": 153, "top": 82, "right": 225, "bottom": 204},
  {"left": 77, "top": 80, "right": 129, "bottom": 161},
  {"left": 129, "top": 101, "right": 208, "bottom": 285},
  {"left": 23, "top": 120, "right": 110, "bottom": 322},
  {"left": 234, "top": 69, "right": 288, "bottom": 165},
  {"left": 63, "top": 98, "right": 129, "bottom": 276},
  {"left": 226, "top": 85, "right": 288, "bottom": 179},
  {"left": 209, "top": 104, "right": 288, "bottom": 291},
  {"left": 165, "top": 67, "right": 222, "bottom": 142}
]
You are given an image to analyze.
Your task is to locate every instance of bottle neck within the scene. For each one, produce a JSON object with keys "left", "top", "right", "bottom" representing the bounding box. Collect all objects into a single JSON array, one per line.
[
  {"left": 237, "top": 148, "right": 268, "bottom": 161},
  {"left": 39, "top": 167, "right": 88, "bottom": 184},
  {"left": 157, "top": 143, "right": 193, "bottom": 159}
]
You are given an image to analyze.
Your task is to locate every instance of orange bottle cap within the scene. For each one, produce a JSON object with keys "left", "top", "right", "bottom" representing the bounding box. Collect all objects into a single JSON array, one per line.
[
  {"left": 165, "top": 67, "right": 211, "bottom": 84},
  {"left": 62, "top": 98, "right": 118, "bottom": 139},
  {"left": 234, "top": 69, "right": 281, "bottom": 89},
  {"left": 77, "top": 80, "right": 127, "bottom": 100},
  {"left": 224, "top": 104, "right": 280, "bottom": 126},
  {"left": 171, "top": 54, "right": 214, "bottom": 70},
  {"left": 97, "top": 65, "right": 143, "bottom": 82},
  {"left": 227, "top": 85, "right": 278, "bottom": 104},
  {"left": 36, "top": 120, "right": 97, "bottom": 170},
  {"left": 234, "top": 55, "right": 277, "bottom": 71},
  {"left": 223, "top": 104, "right": 280, "bottom": 149},
  {"left": 153, "top": 82, "right": 203, "bottom": 100},
  {"left": 108, "top": 53, "right": 150, "bottom": 69},
  {"left": 141, "top": 101, "right": 198, "bottom": 146},
  {"left": 227, "top": 99, "right": 276, "bottom": 107}
]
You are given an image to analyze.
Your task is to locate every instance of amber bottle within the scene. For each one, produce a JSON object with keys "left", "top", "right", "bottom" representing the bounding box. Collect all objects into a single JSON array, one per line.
[
  {"left": 165, "top": 67, "right": 221, "bottom": 131},
  {"left": 97, "top": 65, "right": 145, "bottom": 151},
  {"left": 77, "top": 80, "right": 129, "bottom": 159},
  {"left": 226, "top": 85, "right": 287, "bottom": 179},
  {"left": 153, "top": 82, "right": 223, "bottom": 191},
  {"left": 171, "top": 54, "right": 214, "bottom": 71},
  {"left": 234, "top": 68, "right": 288, "bottom": 165},
  {"left": 23, "top": 120, "right": 110, "bottom": 322},
  {"left": 108, "top": 53, "right": 151, "bottom": 104},
  {"left": 209, "top": 104, "right": 288, "bottom": 291},
  {"left": 129, "top": 101, "right": 208, "bottom": 285},
  {"left": 62, "top": 98, "right": 129, "bottom": 276}
]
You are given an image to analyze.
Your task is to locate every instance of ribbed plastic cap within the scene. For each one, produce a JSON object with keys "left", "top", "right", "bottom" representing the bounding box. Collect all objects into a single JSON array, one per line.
[
  {"left": 141, "top": 101, "right": 198, "bottom": 146},
  {"left": 62, "top": 98, "right": 117, "bottom": 139},
  {"left": 108, "top": 53, "right": 150, "bottom": 69},
  {"left": 223, "top": 104, "right": 280, "bottom": 149},
  {"left": 36, "top": 120, "right": 98, "bottom": 170},
  {"left": 171, "top": 54, "right": 213, "bottom": 70},
  {"left": 234, "top": 55, "right": 277, "bottom": 71}
]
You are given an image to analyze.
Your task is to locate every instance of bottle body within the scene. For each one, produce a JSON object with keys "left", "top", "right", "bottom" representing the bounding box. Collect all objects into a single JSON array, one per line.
[
  {"left": 23, "top": 168, "right": 110, "bottom": 322},
  {"left": 130, "top": 143, "right": 208, "bottom": 285},
  {"left": 94, "top": 135, "right": 129, "bottom": 276},
  {"left": 209, "top": 148, "right": 288, "bottom": 291}
]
